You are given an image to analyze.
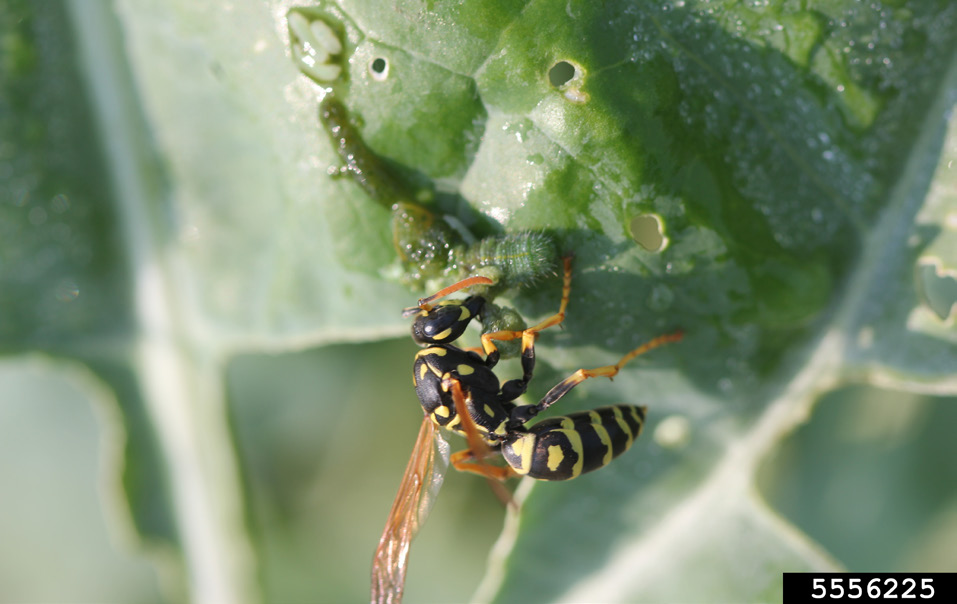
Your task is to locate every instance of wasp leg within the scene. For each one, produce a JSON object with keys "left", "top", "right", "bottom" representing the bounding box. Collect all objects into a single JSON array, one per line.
[
  {"left": 445, "top": 377, "right": 497, "bottom": 473},
  {"left": 450, "top": 449, "right": 517, "bottom": 508},
  {"left": 480, "top": 256, "right": 572, "bottom": 356},
  {"left": 449, "top": 449, "right": 516, "bottom": 481},
  {"left": 446, "top": 378, "right": 518, "bottom": 506},
  {"left": 481, "top": 256, "right": 573, "bottom": 400},
  {"left": 509, "top": 330, "right": 684, "bottom": 426}
]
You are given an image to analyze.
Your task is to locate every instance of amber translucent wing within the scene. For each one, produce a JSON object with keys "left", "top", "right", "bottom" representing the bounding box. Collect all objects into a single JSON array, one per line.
[{"left": 371, "top": 416, "right": 449, "bottom": 604}]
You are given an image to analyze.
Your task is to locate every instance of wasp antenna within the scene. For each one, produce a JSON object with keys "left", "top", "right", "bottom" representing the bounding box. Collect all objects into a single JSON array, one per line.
[{"left": 416, "top": 275, "right": 493, "bottom": 310}]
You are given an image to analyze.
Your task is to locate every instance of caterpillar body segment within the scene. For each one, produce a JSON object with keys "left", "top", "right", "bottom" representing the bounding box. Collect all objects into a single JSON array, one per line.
[{"left": 457, "top": 231, "right": 558, "bottom": 294}]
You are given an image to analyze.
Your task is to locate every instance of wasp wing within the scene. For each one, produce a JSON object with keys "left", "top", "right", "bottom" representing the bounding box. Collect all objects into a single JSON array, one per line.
[{"left": 371, "top": 416, "right": 450, "bottom": 604}]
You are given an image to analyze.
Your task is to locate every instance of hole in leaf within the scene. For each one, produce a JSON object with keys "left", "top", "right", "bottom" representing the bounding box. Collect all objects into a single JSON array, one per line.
[
  {"left": 287, "top": 11, "right": 343, "bottom": 83},
  {"left": 548, "top": 61, "right": 576, "bottom": 88},
  {"left": 369, "top": 57, "right": 389, "bottom": 81},
  {"left": 916, "top": 260, "right": 957, "bottom": 320},
  {"left": 629, "top": 214, "right": 666, "bottom": 252}
]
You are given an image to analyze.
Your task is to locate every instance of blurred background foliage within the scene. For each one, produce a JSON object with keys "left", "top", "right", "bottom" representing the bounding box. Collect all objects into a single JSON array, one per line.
[
  {"left": 4, "top": 356, "right": 957, "bottom": 602},
  {"left": 2, "top": 0, "right": 956, "bottom": 603}
]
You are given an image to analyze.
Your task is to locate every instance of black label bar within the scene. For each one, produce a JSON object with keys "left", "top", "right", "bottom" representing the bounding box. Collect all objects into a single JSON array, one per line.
[{"left": 784, "top": 573, "right": 956, "bottom": 602}]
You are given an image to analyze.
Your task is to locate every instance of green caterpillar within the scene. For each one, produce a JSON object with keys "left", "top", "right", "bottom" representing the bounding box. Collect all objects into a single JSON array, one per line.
[
  {"left": 455, "top": 229, "right": 557, "bottom": 293},
  {"left": 318, "top": 95, "right": 556, "bottom": 294},
  {"left": 291, "top": 8, "right": 558, "bottom": 354}
]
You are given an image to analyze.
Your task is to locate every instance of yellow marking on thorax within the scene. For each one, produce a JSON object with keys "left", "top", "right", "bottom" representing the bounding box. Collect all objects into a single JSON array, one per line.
[
  {"left": 457, "top": 364, "right": 474, "bottom": 376},
  {"left": 433, "top": 405, "right": 450, "bottom": 418},
  {"left": 433, "top": 327, "right": 452, "bottom": 341},
  {"left": 416, "top": 347, "right": 447, "bottom": 357}
]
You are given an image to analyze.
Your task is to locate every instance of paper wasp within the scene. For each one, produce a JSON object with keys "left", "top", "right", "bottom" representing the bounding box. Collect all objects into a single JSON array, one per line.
[
  {"left": 285, "top": 10, "right": 682, "bottom": 601},
  {"left": 371, "top": 259, "right": 683, "bottom": 603}
]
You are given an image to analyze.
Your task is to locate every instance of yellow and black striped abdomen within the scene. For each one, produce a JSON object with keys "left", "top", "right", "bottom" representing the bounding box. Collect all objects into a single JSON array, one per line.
[{"left": 501, "top": 405, "right": 646, "bottom": 481}]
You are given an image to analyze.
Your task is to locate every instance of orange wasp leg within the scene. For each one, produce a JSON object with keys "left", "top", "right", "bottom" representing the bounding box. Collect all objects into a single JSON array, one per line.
[
  {"left": 479, "top": 256, "right": 573, "bottom": 359},
  {"left": 512, "top": 330, "right": 685, "bottom": 425},
  {"left": 446, "top": 378, "right": 517, "bottom": 507},
  {"left": 449, "top": 450, "right": 516, "bottom": 482}
]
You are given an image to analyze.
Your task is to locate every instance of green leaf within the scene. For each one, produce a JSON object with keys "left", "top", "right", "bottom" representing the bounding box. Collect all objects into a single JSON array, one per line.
[{"left": 2, "top": 0, "right": 955, "bottom": 602}]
